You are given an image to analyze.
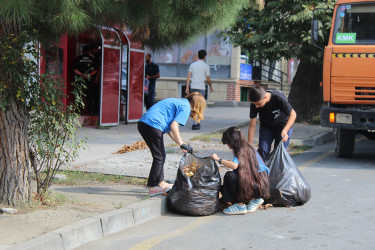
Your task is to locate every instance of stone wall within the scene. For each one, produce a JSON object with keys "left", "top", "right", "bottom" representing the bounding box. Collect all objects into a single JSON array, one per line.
[{"left": 155, "top": 77, "right": 257, "bottom": 103}]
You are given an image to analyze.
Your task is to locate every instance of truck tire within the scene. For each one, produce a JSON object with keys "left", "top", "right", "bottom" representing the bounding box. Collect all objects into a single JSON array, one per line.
[
  {"left": 336, "top": 128, "right": 355, "bottom": 158},
  {"left": 363, "top": 131, "right": 375, "bottom": 140}
]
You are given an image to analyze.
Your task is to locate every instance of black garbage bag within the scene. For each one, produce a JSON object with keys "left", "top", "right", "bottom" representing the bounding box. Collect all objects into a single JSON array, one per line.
[
  {"left": 264, "top": 142, "right": 311, "bottom": 207},
  {"left": 167, "top": 153, "right": 221, "bottom": 216}
]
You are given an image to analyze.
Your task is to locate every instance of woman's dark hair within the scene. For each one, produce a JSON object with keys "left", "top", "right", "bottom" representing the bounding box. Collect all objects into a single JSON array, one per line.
[{"left": 222, "top": 127, "right": 269, "bottom": 203}]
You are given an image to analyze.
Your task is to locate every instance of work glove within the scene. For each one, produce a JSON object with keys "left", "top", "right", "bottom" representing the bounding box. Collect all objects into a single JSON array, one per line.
[{"left": 180, "top": 143, "right": 193, "bottom": 153}]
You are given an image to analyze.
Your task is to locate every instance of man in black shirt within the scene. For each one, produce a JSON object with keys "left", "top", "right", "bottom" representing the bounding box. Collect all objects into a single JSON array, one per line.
[
  {"left": 90, "top": 43, "right": 102, "bottom": 115},
  {"left": 247, "top": 86, "right": 297, "bottom": 160},
  {"left": 145, "top": 53, "right": 160, "bottom": 110},
  {"left": 73, "top": 45, "right": 97, "bottom": 115}
]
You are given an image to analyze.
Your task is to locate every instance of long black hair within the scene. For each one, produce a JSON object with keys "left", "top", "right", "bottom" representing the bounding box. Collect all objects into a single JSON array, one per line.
[{"left": 222, "top": 127, "right": 269, "bottom": 203}]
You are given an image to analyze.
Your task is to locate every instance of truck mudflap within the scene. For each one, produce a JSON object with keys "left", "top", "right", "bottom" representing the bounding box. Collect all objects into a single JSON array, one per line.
[{"left": 320, "top": 106, "right": 375, "bottom": 130}]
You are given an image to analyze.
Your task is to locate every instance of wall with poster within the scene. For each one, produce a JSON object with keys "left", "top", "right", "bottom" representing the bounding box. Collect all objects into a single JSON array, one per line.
[{"left": 148, "top": 32, "right": 232, "bottom": 79}]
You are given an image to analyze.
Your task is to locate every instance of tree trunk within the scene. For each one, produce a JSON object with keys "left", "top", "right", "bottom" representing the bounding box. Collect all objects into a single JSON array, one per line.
[
  {"left": 288, "top": 59, "right": 323, "bottom": 123},
  {"left": 0, "top": 100, "right": 30, "bottom": 206}
]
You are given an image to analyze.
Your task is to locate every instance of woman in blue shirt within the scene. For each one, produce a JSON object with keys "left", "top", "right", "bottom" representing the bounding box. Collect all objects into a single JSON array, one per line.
[
  {"left": 211, "top": 127, "right": 270, "bottom": 214},
  {"left": 138, "top": 92, "right": 206, "bottom": 193}
]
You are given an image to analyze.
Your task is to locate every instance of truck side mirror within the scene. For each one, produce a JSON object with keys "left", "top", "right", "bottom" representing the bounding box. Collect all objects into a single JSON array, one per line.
[
  {"left": 311, "top": 20, "right": 319, "bottom": 44},
  {"left": 311, "top": 20, "right": 323, "bottom": 50}
]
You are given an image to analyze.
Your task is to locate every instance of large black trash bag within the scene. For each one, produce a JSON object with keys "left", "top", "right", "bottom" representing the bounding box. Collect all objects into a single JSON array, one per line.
[
  {"left": 167, "top": 153, "right": 221, "bottom": 216},
  {"left": 264, "top": 142, "right": 311, "bottom": 207}
]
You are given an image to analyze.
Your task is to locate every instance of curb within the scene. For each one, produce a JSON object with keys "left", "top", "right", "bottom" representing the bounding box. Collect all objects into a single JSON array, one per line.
[
  {"left": 6, "top": 126, "right": 335, "bottom": 250},
  {"left": 7, "top": 197, "right": 168, "bottom": 250},
  {"left": 290, "top": 129, "right": 335, "bottom": 147}
]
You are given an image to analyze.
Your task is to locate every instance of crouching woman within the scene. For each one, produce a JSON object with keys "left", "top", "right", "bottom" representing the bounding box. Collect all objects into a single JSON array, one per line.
[{"left": 211, "top": 127, "right": 270, "bottom": 215}]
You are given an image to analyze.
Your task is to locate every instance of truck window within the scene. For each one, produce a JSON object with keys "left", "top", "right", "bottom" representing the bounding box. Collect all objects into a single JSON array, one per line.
[{"left": 333, "top": 3, "right": 375, "bottom": 45}]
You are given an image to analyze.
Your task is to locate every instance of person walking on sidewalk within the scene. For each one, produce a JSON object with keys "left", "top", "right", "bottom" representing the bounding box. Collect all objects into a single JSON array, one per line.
[
  {"left": 247, "top": 86, "right": 297, "bottom": 161},
  {"left": 145, "top": 53, "right": 160, "bottom": 110},
  {"left": 138, "top": 92, "right": 206, "bottom": 195},
  {"left": 211, "top": 127, "right": 270, "bottom": 215},
  {"left": 186, "top": 49, "right": 213, "bottom": 130}
]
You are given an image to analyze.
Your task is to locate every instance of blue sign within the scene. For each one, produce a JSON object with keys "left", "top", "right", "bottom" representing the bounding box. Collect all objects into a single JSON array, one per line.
[{"left": 240, "top": 63, "right": 252, "bottom": 80}]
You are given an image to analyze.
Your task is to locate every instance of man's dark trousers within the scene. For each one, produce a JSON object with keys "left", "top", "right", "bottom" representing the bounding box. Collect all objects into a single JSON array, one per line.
[
  {"left": 258, "top": 125, "right": 293, "bottom": 161},
  {"left": 145, "top": 83, "right": 155, "bottom": 110}
]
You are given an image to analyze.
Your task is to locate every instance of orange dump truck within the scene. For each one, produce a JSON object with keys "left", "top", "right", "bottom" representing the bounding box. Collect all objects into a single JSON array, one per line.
[{"left": 312, "top": 0, "right": 375, "bottom": 158}]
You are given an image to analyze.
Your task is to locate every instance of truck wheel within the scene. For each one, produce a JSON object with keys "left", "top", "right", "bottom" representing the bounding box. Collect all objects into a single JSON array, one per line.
[
  {"left": 363, "top": 131, "right": 375, "bottom": 140},
  {"left": 336, "top": 128, "right": 355, "bottom": 158}
]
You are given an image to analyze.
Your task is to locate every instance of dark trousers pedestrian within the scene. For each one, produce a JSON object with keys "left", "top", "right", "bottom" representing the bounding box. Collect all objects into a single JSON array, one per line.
[
  {"left": 137, "top": 122, "right": 165, "bottom": 187},
  {"left": 83, "top": 80, "right": 94, "bottom": 115},
  {"left": 220, "top": 171, "right": 260, "bottom": 204},
  {"left": 145, "top": 83, "right": 155, "bottom": 110},
  {"left": 258, "top": 125, "right": 294, "bottom": 161},
  {"left": 92, "top": 83, "right": 100, "bottom": 115}
]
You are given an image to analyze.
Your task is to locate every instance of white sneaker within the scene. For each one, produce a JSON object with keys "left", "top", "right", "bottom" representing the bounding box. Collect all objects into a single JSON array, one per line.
[
  {"left": 223, "top": 203, "right": 247, "bottom": 215},
  {"left": 247, "top": 198, "right": 264, "bottom": 212}
]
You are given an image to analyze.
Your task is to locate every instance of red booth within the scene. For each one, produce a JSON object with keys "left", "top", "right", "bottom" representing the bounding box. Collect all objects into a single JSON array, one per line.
[{"left": 42, "top": 26, "right": 145, "bottom": 126}]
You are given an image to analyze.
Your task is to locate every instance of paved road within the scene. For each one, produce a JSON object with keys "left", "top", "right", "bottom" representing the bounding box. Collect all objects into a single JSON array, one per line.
[{"left": 76, "top": 136, "right": 375, "bottom": 250}]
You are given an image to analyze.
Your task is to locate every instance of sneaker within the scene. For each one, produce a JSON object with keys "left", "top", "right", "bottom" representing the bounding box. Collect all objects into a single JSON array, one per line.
[
  {"left": 192, "top": 124, "right": 200, "bottom": 130},
  {"left": 148, "top": 186, "right": 171, "bottom": 197},
  {"left": 247, "top": 198, "right": 264, "bottom": 213},
  {"left": 223, "top": 203, "right": 247, "bottom": 215}
]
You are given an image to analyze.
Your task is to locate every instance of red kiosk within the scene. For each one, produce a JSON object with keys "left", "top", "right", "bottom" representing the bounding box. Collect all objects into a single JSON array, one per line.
[{"left": 42, "top": 26, "right": 145, "bottom": 126}]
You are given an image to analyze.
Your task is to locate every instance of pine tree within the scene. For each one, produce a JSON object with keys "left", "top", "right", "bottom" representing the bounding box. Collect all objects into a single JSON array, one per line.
[{"left": 0, "top": 0, "right": 251, "bottom": 205}]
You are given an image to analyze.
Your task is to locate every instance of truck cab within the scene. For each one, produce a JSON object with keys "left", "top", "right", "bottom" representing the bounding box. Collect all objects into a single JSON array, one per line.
[{"left": 312, "top": 0, "right": 375, "bottom": 157}]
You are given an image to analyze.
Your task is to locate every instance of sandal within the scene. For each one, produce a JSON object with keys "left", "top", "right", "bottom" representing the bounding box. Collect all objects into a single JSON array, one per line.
[
  {"left": 158, "top": 181, "right": 173, "bottom": 189},
  {"left": 148, "top": 186, "right": 171, "bottom": 197}
]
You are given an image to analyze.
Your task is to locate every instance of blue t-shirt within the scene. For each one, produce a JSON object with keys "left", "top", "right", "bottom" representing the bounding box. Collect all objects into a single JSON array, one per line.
[
  {"left": 139, "top": 98, "right": 191, "bottom": 133},
  {"left": 233, "top": 152, "right": 270, "bottom": 175}
]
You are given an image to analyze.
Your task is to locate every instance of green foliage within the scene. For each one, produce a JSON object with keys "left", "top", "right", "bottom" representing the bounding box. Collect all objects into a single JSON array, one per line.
[
  {"left": 141, "top": 0, "right": 252, "bottom": 49},
  {"left": 1, "top": 0, "right": 252, "bottom": 48},
  {"left": 28, "top": 63, "right": 87, "bottom": 195},
  {"left": 225, "top": 0, "right": 335, "bottom": 63},
  {"left": 0, "top": 29, "right": 87, "bottom": 196},
  {"left": 0, "top": 31, "right": 38, "bottom": 111}
]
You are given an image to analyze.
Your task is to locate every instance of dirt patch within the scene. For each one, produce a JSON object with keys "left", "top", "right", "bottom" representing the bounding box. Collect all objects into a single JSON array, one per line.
[{"left": 0, "top": 183, "right": 148, "bottom": 247}]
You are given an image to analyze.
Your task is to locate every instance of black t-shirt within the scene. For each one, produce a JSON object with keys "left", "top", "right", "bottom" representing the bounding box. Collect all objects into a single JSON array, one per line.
[
  {"left": 249, "top": 90, "right": 293, "bottom": 130},
  {"left": 73, "top": 54, "right": 95, "bottom": 75},
  {"left": 145, "top": 62, "right": 160, "bottom": 87}
]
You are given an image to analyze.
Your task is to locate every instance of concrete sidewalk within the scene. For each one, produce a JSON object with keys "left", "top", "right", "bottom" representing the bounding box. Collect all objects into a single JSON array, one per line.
[
  {"left": 72, "top": 106, "right": 334, "bottom": 165},
  {"left": 8, "top": 106, "right": 335, "bottom": 250}
]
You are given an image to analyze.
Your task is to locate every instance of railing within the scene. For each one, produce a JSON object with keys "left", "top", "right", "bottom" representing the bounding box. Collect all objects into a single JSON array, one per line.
[{"left": 252, "top": 61, "right": 288, "bottom": 91}]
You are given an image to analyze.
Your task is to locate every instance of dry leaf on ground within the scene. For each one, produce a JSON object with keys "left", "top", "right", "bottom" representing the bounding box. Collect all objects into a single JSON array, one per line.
[
  {"left": 113, "top": 140, "right": 148, "bottom": 154},
  {"left": 260, "top": 204, "right": 273, "bottom": 210}
]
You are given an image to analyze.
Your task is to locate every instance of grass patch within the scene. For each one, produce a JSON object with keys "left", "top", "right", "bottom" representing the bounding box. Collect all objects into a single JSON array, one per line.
[
  {"left": 165, "top": 148, "right": 178, "bottom": 154},
  {"left": 49, "top": 170, "right": 147, "bottom": 186},
  {"left": 190, "top": 131, "right": 223, "bottom": 142},
  {"left": 288, "top": 144, "right": 313, "bottom": 156},
  {"left": 166, "top": 142, "right": 178, "bottom": 147},
  {"left": 112, "top": 201, "right": 124, "bottom": 209}
]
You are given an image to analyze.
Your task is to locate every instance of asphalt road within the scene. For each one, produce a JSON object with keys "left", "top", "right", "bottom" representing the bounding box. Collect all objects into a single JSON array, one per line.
[{"left": 77, "top": 136, "right": 375, "bottom": 250}]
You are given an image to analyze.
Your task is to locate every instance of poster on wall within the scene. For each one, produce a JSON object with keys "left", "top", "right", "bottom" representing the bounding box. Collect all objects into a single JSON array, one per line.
[{"left": 240, "top": 63, "right": 252, "bottom": 81}]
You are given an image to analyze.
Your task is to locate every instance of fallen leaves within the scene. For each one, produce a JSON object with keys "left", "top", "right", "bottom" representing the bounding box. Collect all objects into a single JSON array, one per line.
[
  {"left": 182, "top": 161, "right": 200, "bottom": 177},
  {"left": 259, "top": 204, "right": 273, "bottom": 210},
  {"left": 114, "top": 140, "right": 148, "bottom": 154}
]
